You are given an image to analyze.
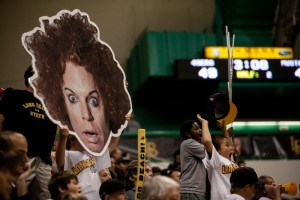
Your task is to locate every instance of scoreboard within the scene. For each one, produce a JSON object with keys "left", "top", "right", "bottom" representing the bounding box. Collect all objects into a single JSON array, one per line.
[
  {"left": 175, "top": 58, "right": 300, "bottom": 81},
  {"left": 204, "top": 46, "right": 293, "bottom": 59}
]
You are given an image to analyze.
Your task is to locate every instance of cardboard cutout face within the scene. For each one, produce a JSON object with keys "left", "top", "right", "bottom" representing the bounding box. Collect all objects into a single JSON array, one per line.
[{"left": 21, "top": 9, "right": 132, "bottom": 156}]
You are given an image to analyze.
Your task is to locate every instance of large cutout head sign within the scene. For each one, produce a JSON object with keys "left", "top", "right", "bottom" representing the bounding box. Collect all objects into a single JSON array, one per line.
[{"left": 21, "top": 9, "right": 132, "bottom": 156}]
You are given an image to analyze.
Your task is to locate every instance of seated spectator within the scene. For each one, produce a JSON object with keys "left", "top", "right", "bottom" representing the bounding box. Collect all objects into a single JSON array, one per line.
[
  {"left": 237, "top": 160, "right": 246, "bottom": 167},
  {"left": 122, "top": 151, "right": 132, "bottom": 160},
  {"left": 115, "top": 157, "right": 131, "bottom": 183},
  {"left": 109, "top": 156, "right": 118, "bottom": 179},
  {"left": 125, "top": 160, "right": 153, "bottom": 199},
  {"left": 224, "top": 167, "right": 258, "bottom": 200},
  {"left": 254, "top": 175, "right": 281, "bottom": 200},
  {"left": 99, "top": 168, "right": 112, "bottom": 183},
  {"left": 167, "top": 148, "right": 180, "bottom": 171},
  {"left": 99, "top": 178, "right": 128, "bottom": 200},
  {"left": 111, "top": 147, "right": 123, "bottom": 161},
  {"left": 140, "top": 175, "right": 180, "bottom": 200},
  {"left": 161, "top": 168, "right": 181, "bottom": 183},
  {"left": 152, "top": 166, "right": 162, "bottom": 176},
  {"left": 0, "top": 131, "right": 31, "bottom": 199},
  {"left": 0, "top": 130, "right": 29, "bottom": 172},
  {"left": 48, "top": 170, "right": 81, "bottom": 200},
  {"left": 0, "top": 151, "right": 19, "bottom": 200}
]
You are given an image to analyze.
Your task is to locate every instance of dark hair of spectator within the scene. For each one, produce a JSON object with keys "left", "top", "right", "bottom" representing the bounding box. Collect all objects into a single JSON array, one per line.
[
  {"left": 48, "top": 171, "right": 79, "bottom": 200},
  {"left": 179, "top": 120, "right": 196, "bottom": 140}
]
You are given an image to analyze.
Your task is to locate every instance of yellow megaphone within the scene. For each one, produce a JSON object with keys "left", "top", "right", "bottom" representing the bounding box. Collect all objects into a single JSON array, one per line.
[
  {"left": 280, "top": 181, "right": 297, "bottom": 196},
  {"left": 208, "top": 93, "right": 238, "bottom": 125}
]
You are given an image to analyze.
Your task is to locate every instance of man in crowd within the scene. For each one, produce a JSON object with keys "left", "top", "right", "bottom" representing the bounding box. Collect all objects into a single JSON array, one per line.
[{"left": 0, "top": 66, "right": 58, "bottom": 200}]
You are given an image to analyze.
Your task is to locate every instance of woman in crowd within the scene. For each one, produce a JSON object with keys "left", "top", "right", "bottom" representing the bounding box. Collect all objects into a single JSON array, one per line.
[{"left": 255, "top": 175, "right": 282, "bottom": 200}]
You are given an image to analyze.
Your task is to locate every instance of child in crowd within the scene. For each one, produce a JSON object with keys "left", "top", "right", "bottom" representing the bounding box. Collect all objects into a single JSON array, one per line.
[
  {"left": 99, "top": 178, "right": 128, "bottom": 200},
  {"left": 56, "top": 126, "right": 111, "bottom": 200},
  {"left": 48, "top": 171, "right": 81, "bottom": 200},
  {"left": 99, "top": 168, "right": 112, "bottom": 183},
  {"left": 200, "top": 114, "right": 239, "bottom": 199},
  {"left": 225, "top": 167, "right": 258, "bottom": 200},
  {"left": 179, "top": 117, "right": 207, "bottom": 200}
]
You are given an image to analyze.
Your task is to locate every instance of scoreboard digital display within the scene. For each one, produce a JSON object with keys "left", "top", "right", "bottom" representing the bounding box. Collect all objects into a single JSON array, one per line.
[
  {"left": 175, "top": 59, "right": 300, "bottom": 81},
  {"left": 204, "top": 46, "right": 293, "bottom": 59}
]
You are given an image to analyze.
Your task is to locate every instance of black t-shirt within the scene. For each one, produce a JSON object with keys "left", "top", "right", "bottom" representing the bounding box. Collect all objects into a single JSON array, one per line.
[{"left": 0, "top": 89, "right": 57, "bottom": 164}]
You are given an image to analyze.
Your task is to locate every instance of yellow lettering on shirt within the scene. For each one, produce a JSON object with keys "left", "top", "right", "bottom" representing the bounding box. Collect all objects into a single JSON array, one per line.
[
  {"left": 23, "top": 102, "right": 46, "bottom": 118},
  {"left": 221, "top": 163, "right": 239, "bottom": 174},
  {"left": 71, "top": 157, "right": 95, "bottom": 175},
  {"left": 30, "top": 111, "right": 45, "bottom": 119},
  {"left": 22, "top": 102, "right": 35, "bottom": 109},
  {"left": 35, "top": 102, "right": 45, "bottom": 111}
]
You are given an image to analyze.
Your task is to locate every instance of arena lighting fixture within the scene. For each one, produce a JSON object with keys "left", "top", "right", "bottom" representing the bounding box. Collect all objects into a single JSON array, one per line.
[{"left": 232, "top": 121, "right": 300, "bottom": 126}]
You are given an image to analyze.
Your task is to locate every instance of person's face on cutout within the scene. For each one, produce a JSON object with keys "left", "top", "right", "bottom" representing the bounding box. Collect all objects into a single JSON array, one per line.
[
  {"left": 62, "top": 61, "right": 110, "bottom": 153},
  {"left": 218, "top": 138, "right": 232, "bottom": 159},
  {"left": 163, "top": 187, "right": 180, "bottom": 200},
  {"left": 66, "top": 178, "right": 81, "bottom": 194}
]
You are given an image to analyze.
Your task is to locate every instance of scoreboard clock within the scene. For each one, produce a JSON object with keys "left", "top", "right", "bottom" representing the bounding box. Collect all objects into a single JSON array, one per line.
[{"left": 175, "top": 59, "right": 300, "bottom": 81}]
